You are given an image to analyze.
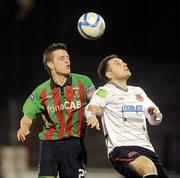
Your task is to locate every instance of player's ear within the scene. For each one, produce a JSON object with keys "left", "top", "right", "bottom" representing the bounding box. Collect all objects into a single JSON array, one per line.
[
  {"left": 105, "top": 71, "right": 113, "bottom": 80},
  {"left": 47, "top": 61, "right": 54, "bottom": 70}
]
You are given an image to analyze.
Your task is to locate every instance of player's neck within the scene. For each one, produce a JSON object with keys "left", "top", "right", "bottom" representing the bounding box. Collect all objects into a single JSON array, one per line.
[
  {"left": 109, "top": 79, "right": 128, "bottom": 91},
  {"left": 52, "top": 73, "right": 68, "bottom": 87}
]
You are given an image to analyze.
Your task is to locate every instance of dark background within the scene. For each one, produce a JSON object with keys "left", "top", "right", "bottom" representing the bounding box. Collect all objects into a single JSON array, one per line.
[{"left": 0, "top": 0, "right": 180, "bottom": 174}]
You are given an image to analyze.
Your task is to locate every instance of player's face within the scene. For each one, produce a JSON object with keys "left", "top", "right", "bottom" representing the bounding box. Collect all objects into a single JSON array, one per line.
[
  {"left": 106, "top": 58, "right": 131, "bottom": 81},
  {"left": 49, "top": 49, "right": 70, "bottom": 76}
]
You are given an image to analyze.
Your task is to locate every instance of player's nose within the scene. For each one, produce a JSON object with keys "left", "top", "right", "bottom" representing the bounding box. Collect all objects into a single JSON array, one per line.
[{"left": 65, "top": 58, "right": 70, "bottom": 64}]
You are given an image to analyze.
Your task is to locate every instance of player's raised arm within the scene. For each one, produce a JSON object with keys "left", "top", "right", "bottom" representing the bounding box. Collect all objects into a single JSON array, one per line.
[
  {"left": 147, "top": 106, "right": 162, "bottom": 125},
  {"left": 139, "top": 87, "right": 162, "bottom": 125},
  {"left": 17, "top": 115, "right": 33, "bottom": 142}
]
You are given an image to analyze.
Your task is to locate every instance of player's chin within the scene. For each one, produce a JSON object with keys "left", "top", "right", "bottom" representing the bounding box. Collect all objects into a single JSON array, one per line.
[
  {"left": 127, "top": 72, "right": 131, "bottom": 78},
  {"left": 64, "top": 71, "right": 71, "bottom": 77},
  {"left": 65, "top": 68, "right": 71, "bottom": 73}
]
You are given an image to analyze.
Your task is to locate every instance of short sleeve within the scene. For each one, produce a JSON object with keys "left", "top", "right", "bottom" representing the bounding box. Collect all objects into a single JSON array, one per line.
[
  {"left": 23, "top": 90, "right": 42, "bottom": 119},
  {"left": 89, "top": 87, "right": 110, "bottom": 108},
  {"left": 84, "top": 77, "right": 96, "bottom": 102}
]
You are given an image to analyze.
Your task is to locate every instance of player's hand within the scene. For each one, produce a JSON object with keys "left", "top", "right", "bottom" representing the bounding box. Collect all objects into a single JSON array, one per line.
[
  {"left": 88, "top": 105, "right": 103, "bottom": 116},
  {"left": 147, "top": 107, "right": 160, "bottom": 120},
  {"left": 17, "top": 127, "right": 30, "bottom": 142},
  {"left": 86, "top": 116, "right": 100, "bottom": 130}
]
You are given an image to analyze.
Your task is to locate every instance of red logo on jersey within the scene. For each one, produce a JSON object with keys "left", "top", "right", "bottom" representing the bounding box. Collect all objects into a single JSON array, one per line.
[
  {"left": 73, "top": 88, "right": 80, "bottom": 98},
  {"left": 136, "top": 94, "right": 144, "bottom": 101}
]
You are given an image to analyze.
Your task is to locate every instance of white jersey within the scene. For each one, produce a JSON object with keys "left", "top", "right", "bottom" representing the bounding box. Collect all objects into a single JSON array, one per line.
[{"left": 85, "top": 83, "right": 162, "bottom": 155}]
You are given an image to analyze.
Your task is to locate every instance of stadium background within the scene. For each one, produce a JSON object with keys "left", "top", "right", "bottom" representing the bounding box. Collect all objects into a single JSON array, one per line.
[{"left": 0, "top": 0, "right": 180, "bottom": 177}]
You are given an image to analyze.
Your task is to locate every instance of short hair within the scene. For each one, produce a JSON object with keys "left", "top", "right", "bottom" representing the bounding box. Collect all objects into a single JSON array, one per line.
[
  {"left": 43, "top": 42, "right": 68, "bottom": 75},
  {"left": 97, "top": 54, "right": 118, "bottom": 81}
]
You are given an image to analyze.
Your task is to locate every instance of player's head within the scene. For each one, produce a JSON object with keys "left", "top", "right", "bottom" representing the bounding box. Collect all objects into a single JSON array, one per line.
[
  {"left": 43, "top": 42, "right": 70, "bottom": 76},
  {"left": 97, "top": 54, "right": 131, "bottom": 82}
]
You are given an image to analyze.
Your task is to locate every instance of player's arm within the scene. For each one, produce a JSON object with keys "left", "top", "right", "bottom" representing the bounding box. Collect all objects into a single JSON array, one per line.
[
  {"left": 17, "top": 89, "right": 42, "bottom": 142},
  {"left": 17, "top": 115, "right": 33, "bottom": 142},
  {"left": 85, "top": 104, "right": 102, "bottom": 130},
  {"left": 147, "top": 106, "right": 162, "bottom": 123},
  {"left": 145, "top": 99, "right": 162, "bottom": 125},
  {"left": 140, "top": 87, "right": 162, "bottom": 125},
  {"left": 87, "top": 105, "right": 103, "bottom": 117},
  {"left": 85, "top": 77, "right": 96, "bottom": 102},
  {"left": 85, "top": 87, "right": 109, "bottom": 130},
  {"left": 146, "top": 105, "right": 162, "bottom": 125},
  {"left": 86, "top": 115, "right": 100, "bottom": 130}
]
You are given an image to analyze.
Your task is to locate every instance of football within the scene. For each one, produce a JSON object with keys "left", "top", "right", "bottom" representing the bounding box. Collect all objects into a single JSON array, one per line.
[{"left": 77, "top": 12, "right": 106, "bottom": 40}]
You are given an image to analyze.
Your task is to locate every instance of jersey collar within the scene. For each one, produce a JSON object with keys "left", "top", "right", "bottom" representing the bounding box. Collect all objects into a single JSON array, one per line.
[
  {"left": 50, "top": 74, "right": 72, "bottom": 89},
  {"left": 108, "top": 82, "right": 128, "bottom": 92}
]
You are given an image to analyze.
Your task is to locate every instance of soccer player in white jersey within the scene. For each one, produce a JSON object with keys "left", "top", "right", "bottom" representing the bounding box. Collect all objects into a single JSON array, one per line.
[{"left": 85, "top": 55, "right": 169, "bottom": 178}]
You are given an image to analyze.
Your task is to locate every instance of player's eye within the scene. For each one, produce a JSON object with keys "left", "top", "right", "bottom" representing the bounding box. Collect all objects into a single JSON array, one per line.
[
  {"left": 57, "top": 57, "right": 65, "bottom": 61},
  {"left": 116, "top": 61, "right": 122, "bottom": 65},
  {"left": 66, "top": 55, "right": 70, "bottom": 60}
]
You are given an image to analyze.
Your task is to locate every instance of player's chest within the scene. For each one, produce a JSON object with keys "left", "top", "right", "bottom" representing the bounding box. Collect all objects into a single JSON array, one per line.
[
  {"left": 40, "top": 86, "right": 82, "bottom": 105},
  {"left": 109, "top": 90, "right": 144, "bottom": 106},
  {"left": 40, "top": 86, "right": 83, "bottom": 112},
  {"left": 107, "top": 90, "right": 145, "bottom": 120}
]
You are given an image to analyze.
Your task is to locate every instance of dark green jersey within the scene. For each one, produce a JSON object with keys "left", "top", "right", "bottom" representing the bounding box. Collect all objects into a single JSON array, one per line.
[{"left": 23, "top": 73, "right": 95, "bottom": 140}]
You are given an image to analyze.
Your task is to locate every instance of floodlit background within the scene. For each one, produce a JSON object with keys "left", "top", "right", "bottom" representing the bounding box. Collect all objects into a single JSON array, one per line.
[{"left": 0, "top": 0, "right": 180, "bottom": 178}]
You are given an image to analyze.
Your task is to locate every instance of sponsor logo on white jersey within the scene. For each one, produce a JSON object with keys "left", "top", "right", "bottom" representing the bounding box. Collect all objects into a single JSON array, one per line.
[{"left": 122, "top": 105, "right": 143, "bottom": 112}]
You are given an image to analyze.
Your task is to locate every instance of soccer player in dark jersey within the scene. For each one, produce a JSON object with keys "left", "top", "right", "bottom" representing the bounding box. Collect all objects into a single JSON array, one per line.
[{"left": 17, "top": 42, "right": 96, "bottom": 178}]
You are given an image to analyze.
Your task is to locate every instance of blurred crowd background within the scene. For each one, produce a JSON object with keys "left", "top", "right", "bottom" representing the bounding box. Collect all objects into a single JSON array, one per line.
[{"left": 0, "top": 0, "right": 180, "bottom": 177}]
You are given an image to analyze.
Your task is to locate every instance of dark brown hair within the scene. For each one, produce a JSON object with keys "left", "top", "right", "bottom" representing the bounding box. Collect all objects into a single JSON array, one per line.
[
  {"left": 97, "top": 54, "right": 118, "bottom": 81},
  {"left": 43, "top": 42, "right": 67, "bottom": 74}
]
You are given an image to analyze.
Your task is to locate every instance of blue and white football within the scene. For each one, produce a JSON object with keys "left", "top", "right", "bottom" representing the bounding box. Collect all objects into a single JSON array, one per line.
[{"left": 77, "top": 12, "right": 106, "bottom": 40}]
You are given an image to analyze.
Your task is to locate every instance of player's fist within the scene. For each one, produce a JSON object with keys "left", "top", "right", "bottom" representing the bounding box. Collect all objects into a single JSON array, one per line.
[
  {"left": 147, "top": 107, "right": 159, "bottom": 120},
  {"left": 17, "top": 127, "right": 30, "bottom": 142}
]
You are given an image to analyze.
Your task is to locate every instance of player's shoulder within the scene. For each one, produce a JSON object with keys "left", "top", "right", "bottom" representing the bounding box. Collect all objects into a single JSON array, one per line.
[
  {"left": 34, "top": 79, "right": 51, "bottom": 93},
  {"left": 96, "top": 83, "right": 116, "bottom": 92},
  {"left": 71, "top": 73, "right": 90, "bottom": 79},
  {"left": 128, "top": 85, "right": 145, "bottom": 92},
  {"left": 95, "top": 84, "right": 111, "bottom": 97}
]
